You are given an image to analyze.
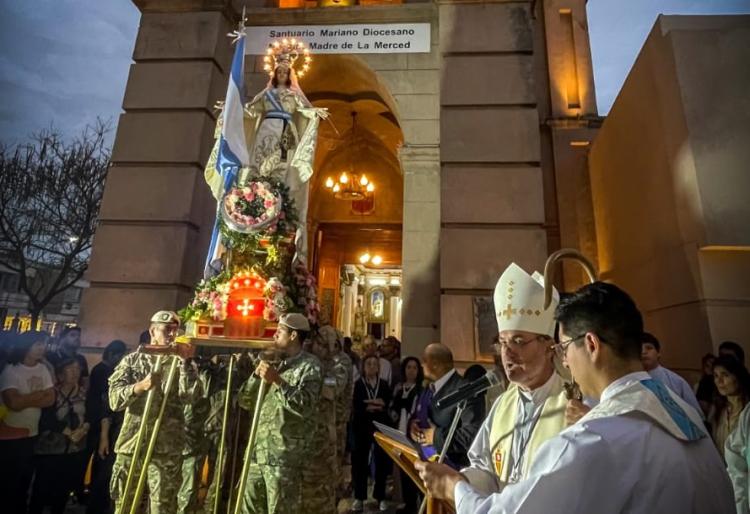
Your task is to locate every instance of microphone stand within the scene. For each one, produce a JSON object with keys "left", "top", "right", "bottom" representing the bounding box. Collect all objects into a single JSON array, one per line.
[{"left": 417, "top": 399, "right": 467, "bottom": 514}]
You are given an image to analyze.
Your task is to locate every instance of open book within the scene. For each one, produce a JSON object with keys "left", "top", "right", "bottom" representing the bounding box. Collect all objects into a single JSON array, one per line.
[{"left": 373, "top": 421, "right": 428, "bottom": 460}]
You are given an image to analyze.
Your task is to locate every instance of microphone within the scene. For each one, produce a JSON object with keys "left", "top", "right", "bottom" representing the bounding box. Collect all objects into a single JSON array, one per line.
[{"left": 435, "top": 370, "right": 500, "bottom": 410}]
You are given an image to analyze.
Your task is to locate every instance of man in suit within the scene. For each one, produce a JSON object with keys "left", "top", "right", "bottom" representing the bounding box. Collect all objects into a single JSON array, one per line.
[{"left": 409, "top": 344, "right": 482, "bottom": 468}]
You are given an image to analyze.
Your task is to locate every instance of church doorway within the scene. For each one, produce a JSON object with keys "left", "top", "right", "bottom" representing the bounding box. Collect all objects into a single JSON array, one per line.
[{"left": 302, "top": 55, "right": 404, "bottom": 342}]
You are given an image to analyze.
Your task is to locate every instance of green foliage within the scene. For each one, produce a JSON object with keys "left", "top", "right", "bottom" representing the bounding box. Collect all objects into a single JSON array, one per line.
[{"left": 218, "top": 176, "right": 300, "bottom": 278}]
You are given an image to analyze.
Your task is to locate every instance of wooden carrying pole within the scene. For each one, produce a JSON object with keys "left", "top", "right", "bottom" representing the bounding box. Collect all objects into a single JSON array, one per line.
[
  {"left": 212, "top": 355, "right": 236, "bottom": 514},
  {"left": 232, "top": 378, "right": 269, "bottom": 514},
  {"left": 115, "top": 355, "right": 163, "bottom": 514},
  {"left": 129, "top": 356, "right": 180, "bottom": 514}
]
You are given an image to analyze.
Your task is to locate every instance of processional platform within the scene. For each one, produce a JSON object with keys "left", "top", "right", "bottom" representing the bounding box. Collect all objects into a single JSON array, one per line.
[{"left": 175, "top": 335, "right": 274, "bottom": 357}]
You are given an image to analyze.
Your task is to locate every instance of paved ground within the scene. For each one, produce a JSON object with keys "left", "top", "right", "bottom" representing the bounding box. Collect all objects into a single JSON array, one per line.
[
  {"left": 61, "top": 465, "right": 407, "bottom": 513},
  {"left": 63, "top": 496, "right": 401, "bottom": 513},
  {"left": 64, "top": 499, "right": 400, "bottom": 513}
]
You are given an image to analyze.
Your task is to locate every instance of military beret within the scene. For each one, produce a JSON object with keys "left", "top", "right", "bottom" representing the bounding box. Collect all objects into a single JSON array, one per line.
[{"left": 279, "top": 313, "right": 310, "bottom": 332}]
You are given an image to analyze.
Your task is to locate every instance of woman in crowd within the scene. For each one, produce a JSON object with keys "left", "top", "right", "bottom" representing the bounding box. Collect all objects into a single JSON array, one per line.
[
  {"left": 695, "top": 352, "right": 717, "bottom": 417},
  {"left": 0, "top": 330, "right": 55, "bottom": 513},
  {"left": 351, "top": 354, "right": 392, "bottom": 512},
  {"left": 29, "top": 358, "right": 90, "bottom": 514},
  {"left": 389, "top": 356, "right": 424, "bottom": 514},
  {"left": 87, "top": 339, "right": 128, "bottom": 514},
  {"left": 711, "top": 355, "right": 750, "bottom": 454}
]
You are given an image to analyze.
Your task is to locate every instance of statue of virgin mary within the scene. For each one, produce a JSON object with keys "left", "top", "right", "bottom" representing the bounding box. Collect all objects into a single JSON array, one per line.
[
  {"left": 205, "top": 43, "right": 326, "bottom": 266},
  {"left": 241, "top": 54, "right": 326, "bottom": 263}
]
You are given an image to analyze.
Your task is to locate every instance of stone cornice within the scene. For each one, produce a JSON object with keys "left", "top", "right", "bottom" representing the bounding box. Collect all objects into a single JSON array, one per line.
[
  {"left": 132, "top": 2, "right": 437, "bottom": 25},
  {"left": 399, "top": 144, "right": 440, "bottom": 163},
  {"left": 133, "top": 0, "right": 234, "bottom": 13},
  {"left": 233, "top": 3, "right": 436, "bottom": 25}
]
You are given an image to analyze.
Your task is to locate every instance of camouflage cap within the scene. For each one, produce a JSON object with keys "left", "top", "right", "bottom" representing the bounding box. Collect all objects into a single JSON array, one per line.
[
  {"left": 279, "top": 313, "right": 310, "bottom": 332},
  {"left": 150, "top": 310, "right": 180, "bottom": 325}
]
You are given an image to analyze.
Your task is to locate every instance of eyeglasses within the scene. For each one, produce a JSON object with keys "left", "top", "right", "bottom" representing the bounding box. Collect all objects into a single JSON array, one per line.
[
  {"left": 552, "top": 334, "right": 586, "bottom": 358},
  {"left": 493, "top": 335, "right": 542, "bottom": 351}
]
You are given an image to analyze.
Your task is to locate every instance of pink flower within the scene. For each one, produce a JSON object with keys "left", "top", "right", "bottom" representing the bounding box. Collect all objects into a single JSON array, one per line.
[
  {"left": 264, "top": 199, "right": 274, "bottom": 209},
  {"left": 244, "top": 192, "right": 255, "bottom": 202}
]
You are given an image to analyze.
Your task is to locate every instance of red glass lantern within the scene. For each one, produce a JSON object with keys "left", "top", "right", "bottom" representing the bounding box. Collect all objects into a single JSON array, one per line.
[{"left": 224, "top": 271, "right": 267, "bottom": 339}]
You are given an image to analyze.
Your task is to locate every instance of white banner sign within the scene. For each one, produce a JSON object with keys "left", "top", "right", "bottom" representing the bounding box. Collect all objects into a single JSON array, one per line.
[{"left": 245, "top": 23, "right": 431, "bottom": 55}]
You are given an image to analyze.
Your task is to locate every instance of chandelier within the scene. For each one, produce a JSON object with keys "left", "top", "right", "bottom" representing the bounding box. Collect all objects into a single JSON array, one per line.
[
  {"left": 325, "top": 172, "right": 374, "bottom": 200},
  {"left": 324, "top": 112, "right": 375, "bottom": 201}
]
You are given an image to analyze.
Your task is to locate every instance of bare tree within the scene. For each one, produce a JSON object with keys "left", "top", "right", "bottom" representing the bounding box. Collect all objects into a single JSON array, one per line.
[{"left": 0, "top": 121, "right": 111, "bottom": 326}]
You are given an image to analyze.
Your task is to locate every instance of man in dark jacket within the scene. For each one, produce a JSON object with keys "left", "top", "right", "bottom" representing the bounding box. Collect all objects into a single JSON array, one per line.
[{"left": 409, "top": 343, "right": 482, "bottom": 467}]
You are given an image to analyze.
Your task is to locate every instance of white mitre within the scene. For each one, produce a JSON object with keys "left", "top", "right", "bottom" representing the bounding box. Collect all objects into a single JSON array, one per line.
[{"left": 493, "top": 262, "right": 559, "bottom": 337}]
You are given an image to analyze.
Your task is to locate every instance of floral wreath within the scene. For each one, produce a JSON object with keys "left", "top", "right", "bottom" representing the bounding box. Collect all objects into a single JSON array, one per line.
[{"left": 222, "top": 181, "right": 283, "bottom": 234}]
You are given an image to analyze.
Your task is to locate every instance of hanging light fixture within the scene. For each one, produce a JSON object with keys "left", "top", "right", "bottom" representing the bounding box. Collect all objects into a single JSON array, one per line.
[
  {"left": 358, "top": 252, "right": 383, "bottom": 266},
  {"left": 324, "top": 111, "right": 375, "bottom": 201}
]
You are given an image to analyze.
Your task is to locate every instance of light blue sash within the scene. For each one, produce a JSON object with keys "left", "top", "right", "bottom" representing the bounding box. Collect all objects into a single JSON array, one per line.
[
  {"left": 640, "top": 379, "right": 705, "bottom": 441},
  {"left": 264, "top": 90, "right": 292, "bottom": 121}
]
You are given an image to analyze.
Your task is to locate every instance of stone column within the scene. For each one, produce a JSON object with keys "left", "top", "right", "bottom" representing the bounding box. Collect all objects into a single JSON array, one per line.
[
  {"left": 399, "top": 145, "right": 441, "bottom": 358},
  {"left": 341, "top": 279, "right": 357, "bottom": 337},
  {"left": 438, "top": 0, "right": 549, "bottom": 365},
  {"left": 79, "top": 1, "right": 235, "bottom": 346},
  {"left": 389, "top": 293, "right": 402, "bottom": 341},
  {"left": 541, "top": 0, "right": 601, "bottom": 289},
  {"left": 364, "top": 12, "right": 441, "bottom": 357}
]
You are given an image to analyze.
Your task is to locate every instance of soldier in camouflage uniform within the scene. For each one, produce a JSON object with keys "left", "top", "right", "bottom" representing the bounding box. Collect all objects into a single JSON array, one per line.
[
  {"left": 238, "top": 313, "right": 322, "bottom": 514},
  {"left": 108, "top": 311, "right": 203, "bottom": 514},
  {"left": 301, "top": 331, "right": 338, "bottom": 513},
  {"left": 331, "top": 334, "right": 353, "bottom": 462},
  {"left": 177, "top": 364, "right": 212, "bottom": 514},
  {"left": 179, "top": 356, "right": 247, "bottom": 514},
  {"left": 319, "top": 326, "right": 354, "bottom": 498},
  {"left": 200, "top": 357, "right": 245, "bottom": 514}
]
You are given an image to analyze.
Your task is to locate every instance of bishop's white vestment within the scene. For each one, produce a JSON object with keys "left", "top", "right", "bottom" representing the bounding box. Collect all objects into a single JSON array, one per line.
[
  {"left": 461, "top": 372, "right": 567, "bottom": 495},
  {"left": 454, "top": 371, "right": 734, "bottom": 514}
]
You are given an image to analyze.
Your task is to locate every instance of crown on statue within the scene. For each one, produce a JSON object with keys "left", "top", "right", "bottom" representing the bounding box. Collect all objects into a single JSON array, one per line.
[{"left": 263, "top": 38, "right": 312, "bottom": 79}]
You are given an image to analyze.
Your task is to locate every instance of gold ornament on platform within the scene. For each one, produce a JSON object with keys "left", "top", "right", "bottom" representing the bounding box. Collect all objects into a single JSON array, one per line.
[{"left": 263, "top": 38, "right": 312, "bottom": 78}]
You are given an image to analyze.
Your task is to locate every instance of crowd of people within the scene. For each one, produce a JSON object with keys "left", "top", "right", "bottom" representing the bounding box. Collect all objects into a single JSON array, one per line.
[
  {"left": 0, "top": 262, "right": 749, "bottom": 514},
  {"left": 0, "top": 327, "right": 127, "bottom": 514}
]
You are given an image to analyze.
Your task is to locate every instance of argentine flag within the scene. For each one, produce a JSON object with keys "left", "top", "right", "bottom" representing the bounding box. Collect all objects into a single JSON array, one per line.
[{"left": 203, "top": 28, "right": 250, "bottom": 277}]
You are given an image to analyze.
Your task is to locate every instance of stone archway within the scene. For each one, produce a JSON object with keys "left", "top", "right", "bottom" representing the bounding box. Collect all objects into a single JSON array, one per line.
[
  {"left": 242, "top": 36, "right": 441, "bottom": 354},
  {"left": 287, "top": 55, "right": 406, "bottom": 335},
  {"left": 304, "top": 54, "right": 404, "bottom": 228}
]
